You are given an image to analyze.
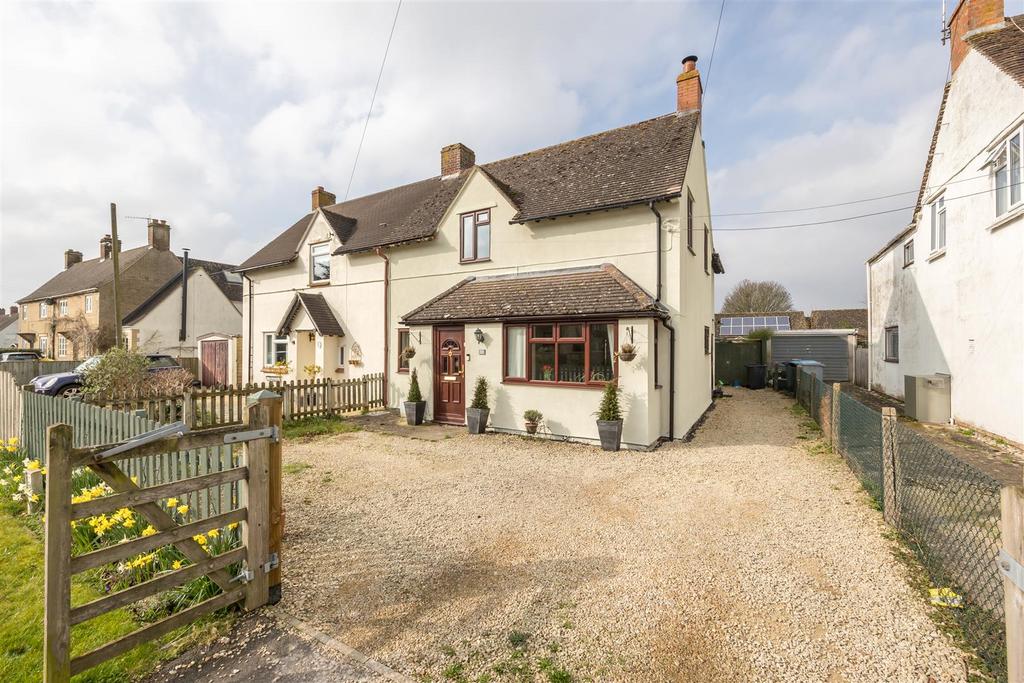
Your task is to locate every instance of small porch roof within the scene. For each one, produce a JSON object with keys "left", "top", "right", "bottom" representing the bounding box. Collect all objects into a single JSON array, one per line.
[
  {"left": 276, "top": 292, "right": 345, "bottom": 337},
  {"left": 401, "top": 263, "right": 666, "bottom": 325}
]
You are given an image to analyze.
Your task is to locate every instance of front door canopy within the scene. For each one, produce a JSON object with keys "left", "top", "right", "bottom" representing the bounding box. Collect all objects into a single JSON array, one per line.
[{"left": 276, "top": 292, "right": 344, "bottom": 337}]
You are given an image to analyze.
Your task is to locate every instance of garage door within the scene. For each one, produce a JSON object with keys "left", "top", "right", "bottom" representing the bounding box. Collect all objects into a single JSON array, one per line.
[{"left": 771, "top": 334, "right": 851, "bottom": 382}]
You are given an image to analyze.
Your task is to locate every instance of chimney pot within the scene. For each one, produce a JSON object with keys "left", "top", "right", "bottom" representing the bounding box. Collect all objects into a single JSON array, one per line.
[
  {"left": 100, "top": 234, "right": 113, "bottom": 260},
  {"left": 676, "top": 55, "right": 702, "bottom": 113},
  {"left": 312, "top": 186, "right": 337, "bottom": 211},
  {"left": 148, "top": 218, "right": 171, "bottom": 251},
  {"left": 949, "top": 0, "right": 1005, "bottom": 72},
  {"left": 64, "top": 249, "right": 83, "bottom": 270},
  {"left": 441, "top": 143, "right": 475, "bottom": 178}
]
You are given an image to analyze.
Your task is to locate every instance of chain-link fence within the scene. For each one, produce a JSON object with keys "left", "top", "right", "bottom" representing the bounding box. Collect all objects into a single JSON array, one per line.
[{"left": 794, "top": 370, "right": 1007, "bottom": 680}]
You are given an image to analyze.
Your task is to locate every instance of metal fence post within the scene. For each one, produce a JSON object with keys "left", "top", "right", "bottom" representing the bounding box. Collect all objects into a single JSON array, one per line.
[
  {"left": 881, "top": 407, "right": 899, "bottom": 527},
  {"left": 831, "top": 383, "right": 841, "bottom": 452},
  {"left": 1001, "top": 478, "right": 1024, "bottom": 683}
]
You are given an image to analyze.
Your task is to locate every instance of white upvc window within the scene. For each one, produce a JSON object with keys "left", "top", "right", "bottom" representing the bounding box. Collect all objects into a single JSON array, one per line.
[
  {"left": 992, "top": 125, "right": 1023, "bottom": 217},
  {"left": 22, "top": 307, "right": 27, "bottom": 319},
  {"left": 263, "top": 333, "right": 288, "bottom": 366},
  {"left": 884, "top": 327, "right": 899, "bottom": 363},
  {"left": 39, "top": 334, "right": 48, "bottom": 355},
  {"left": 40, "top": 302, "right": 48, "bottom": 318},
  {"left": 57, "top": 335, "right": 68, "bottom": 357},
  {"left": 310, "top": 243, "right": 331, "bottom": 283},
  {"left": 84, "top": 295, "right": 93, "bottom": 314},
  {"left": 59, "top": 299, "right": 68, "bottom": 316},
  {"left": 930, "top": 195, "right": 946, "bottom": 252}
]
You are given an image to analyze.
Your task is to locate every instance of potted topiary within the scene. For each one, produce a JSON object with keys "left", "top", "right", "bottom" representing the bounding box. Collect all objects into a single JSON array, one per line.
[
  {"left": 404, "top": 369, "right": 426, "bottom": 425},
  {"left": 523, "top": 409, "right": 543, "bottom": 435},
  {"left": 466, "top": 376, "right": 490, "bottom": 434},
  {"left": 595, "top": 381, "right": 623, "bottom": 451}
]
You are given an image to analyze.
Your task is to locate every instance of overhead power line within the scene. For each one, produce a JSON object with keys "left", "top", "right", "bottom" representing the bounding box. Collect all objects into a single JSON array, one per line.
[
  {"left": 344, "top": 0, "right": 403, "bottom": 202},
  {"left": 702, "top": 0, "right": 727, "bottom": 96},
  {"left": 714, "top": 180, "right": 1021, "bottom": 232}
]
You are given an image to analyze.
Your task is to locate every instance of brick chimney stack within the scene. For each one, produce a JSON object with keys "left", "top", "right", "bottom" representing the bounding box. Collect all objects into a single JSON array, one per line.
[
  {"left": 147, "top": 218, "right": 171, "bottom": 251},
  {"left": 64, "top": 249, "right": 83, "bottom": 270},
  {"left": 441, "top": 143, "right": 475, "bottom": 178},
  {"left": 9, "top": 305, "right": 17, "bottom": 317},
  {"left": 949, "top": 0, "right": 1005, "bottom": 72},
  {"left": 312, "top": 186, "right": 337, "bottom": 211},
  {"left": 100, "top": 234, "right": 113, "bottom": 260},
  {"left": 676, "top": 56, "right": 702, "bottom": 113}
]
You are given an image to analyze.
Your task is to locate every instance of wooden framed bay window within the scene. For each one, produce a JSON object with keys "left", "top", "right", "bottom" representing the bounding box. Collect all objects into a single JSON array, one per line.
[{"left": 503, "top": 321, "right": 617, "bottom": 386}]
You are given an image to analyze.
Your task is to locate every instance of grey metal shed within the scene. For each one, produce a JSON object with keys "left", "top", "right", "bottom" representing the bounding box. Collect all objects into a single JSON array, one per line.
[{"left": 770, "top": 330, "right": 856, "bottom": 383}]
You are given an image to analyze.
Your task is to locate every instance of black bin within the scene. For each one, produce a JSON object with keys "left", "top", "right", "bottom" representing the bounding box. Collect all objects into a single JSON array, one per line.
[{"left": 745, "top": 363, "right": 767, "bottom": 390}]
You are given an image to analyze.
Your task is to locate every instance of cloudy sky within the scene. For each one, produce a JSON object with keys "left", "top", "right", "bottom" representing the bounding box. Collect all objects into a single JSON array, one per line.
[{"left": 3, "top": 0, "right": 1016, "bottom": 311}]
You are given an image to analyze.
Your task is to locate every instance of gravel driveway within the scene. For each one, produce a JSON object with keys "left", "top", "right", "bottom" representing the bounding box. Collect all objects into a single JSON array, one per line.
[{"left": 278, "top": 388, "right": 968, "bottom": 682}]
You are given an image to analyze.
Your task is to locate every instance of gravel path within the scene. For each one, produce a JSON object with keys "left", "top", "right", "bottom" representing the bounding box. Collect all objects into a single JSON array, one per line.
[{"left": 279, "top": 388, "right": 969, "bottom": 682}]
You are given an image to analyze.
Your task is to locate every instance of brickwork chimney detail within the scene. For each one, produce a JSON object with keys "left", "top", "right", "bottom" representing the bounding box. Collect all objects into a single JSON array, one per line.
[
  {"left": 441, "top": 143, "right": 475, "bottom": 178},
  {"left": 677, "top": 56, "right": 702, "bottom": 113},
  {"left": 64, "top": 249, "right": 83, "bottom": 270},
  {"left": 147, "top": 219, "right": 171, "bottom": 251},
  {"left": 949, "top": 0, "right": 1005, "bottom": 72},
  {"left": 312, "top": 186, "right": 337, "bottom": 211}
]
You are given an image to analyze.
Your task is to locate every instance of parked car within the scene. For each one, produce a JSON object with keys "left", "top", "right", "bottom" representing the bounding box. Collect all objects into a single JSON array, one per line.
[
  {"left": 30, "top": 354, "right": 186, "bottom": 397},
  {"left": 0, "top": 349, "right": 43, "bottom": 362}
]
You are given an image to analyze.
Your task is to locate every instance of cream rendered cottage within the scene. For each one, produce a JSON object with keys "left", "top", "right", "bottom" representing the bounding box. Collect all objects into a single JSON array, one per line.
[{"left": 237, "top": 58, "right": 722, "bottom": 449}]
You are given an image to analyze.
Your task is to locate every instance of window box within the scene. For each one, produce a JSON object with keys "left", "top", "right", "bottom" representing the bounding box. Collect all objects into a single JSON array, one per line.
[{"left": 262, "top": 366, "right": 289, "bottom": 376}]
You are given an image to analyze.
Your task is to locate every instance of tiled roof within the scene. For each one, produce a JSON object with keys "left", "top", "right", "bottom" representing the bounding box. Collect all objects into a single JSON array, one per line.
[
  {"left": 401, "top": 264, "right": 664, "bottom": 325},
  {"left": 809, "top": 308, "right": 867, "bottom": 332},
  {"left": 276, "top": 292, "right": 344, "bottom": 337},
  {"left": 18, "top": 245, "right": 157, "bottom": 303},
  {"left": 122, "top": 258, "right": 241, "bottom": 325},
  {"left": 969, "top": 14, "right": 1024, "bottom": 87},
  {"left": 0, "top": 312, "right": 17, "bottom": 332},
  {"left": 238, "top": 111, "right": 700, "bottom": 270}
]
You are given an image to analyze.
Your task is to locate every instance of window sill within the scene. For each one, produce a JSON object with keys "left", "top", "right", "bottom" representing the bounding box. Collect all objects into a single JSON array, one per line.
[
  {"left": 502, "top": 378, "right": 608, "bottom": 390},
  {"left": 884, "top": 358, "right": 899, "bottom": 364},
  {"left": 460, "top": 258, "right": 492, "bottom": 265},
  {"left": 926, "top": 249, "right": 946, "bottom": 263},
  {"left": 988, "top": 205, "right": 1024, "bottom": 232},
  {"left": 307, "top": 280, "right": 331, "bottom": 287},
  {"left": 902, "top": 261, "right": 915, "bottom": 269},
  {"left": 396, "top": 368, "right": 409, "bottom": 374}
]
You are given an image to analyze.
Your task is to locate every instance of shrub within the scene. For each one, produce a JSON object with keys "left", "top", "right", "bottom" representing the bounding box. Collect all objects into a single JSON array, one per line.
[
  {"left": 82, "top": 348, "right": 151, "bottom": 397},
  {"left": 145, "top": 367, "right": 195, "bottom": 395},
  {"left": 407, "top": 369, "right": 423, "bottom": 403},
  {"left": 745, "top": 328, "right": 774, "bottom": 341},
  {"left": 596, "top": 381, "right": 621, "bottom": 422},
  {"left": 523, "top": 409, "right": 543, "bottom": 424},
  {"left": 470, "top": 376, "right": 489, "bottom": 410}
]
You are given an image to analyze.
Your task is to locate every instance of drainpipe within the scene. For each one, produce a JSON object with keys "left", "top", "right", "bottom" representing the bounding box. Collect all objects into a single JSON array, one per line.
[
  {"left": 375, "top": 247, "right": 390, "bottom": 404},
  {"left": 649, "top": 200, "right": 675, "bottom": 441},
  {"left": 179, "top": 249, "right": 189, "bottom": 343},
  {"left": 244, "top": 274, "right": 253, "bottom": 383}
]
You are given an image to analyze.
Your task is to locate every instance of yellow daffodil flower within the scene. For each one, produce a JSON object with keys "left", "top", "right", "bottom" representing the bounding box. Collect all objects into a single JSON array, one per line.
[
  {"left": 176, "top": 504, "right": 189, "bottom": 515},
  {"left": 172, "top": 560, "right": 183, "bottom": 570}
]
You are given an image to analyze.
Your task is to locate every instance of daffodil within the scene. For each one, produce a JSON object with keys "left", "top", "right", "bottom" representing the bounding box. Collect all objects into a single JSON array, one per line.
[
  {"left": 166, "top": 497, "right": 179, "bottom": 508},
  {"left": 192, "top": 534, "right": 207, "bottom": 545},
  {"left": 176, "top": 504, "right": 189, "bottom": 515},
  {"left": 206, "top": 528, "right": 219, "bottom": 538},
  {"left": 227, "top": 522, "right": 239, "bottom": 531},
  {"left": 141, "top": 525, "right": 157, "bottom": 537},
  {"left": 171, "top": 560, "right": 183, "bottom": 570}
]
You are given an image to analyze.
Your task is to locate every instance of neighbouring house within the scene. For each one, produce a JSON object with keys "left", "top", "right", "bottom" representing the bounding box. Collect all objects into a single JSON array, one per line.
[
  {"left": 715, "top": 309, "right": 867, "bottom": 341},
  {"left": 122, "top": 256, "right": 243, "bottom": 386},
  {"left": 867, "top": 0, "right": 1024, "bottom": 444},
  {"left": 237, "top": 56, "right": 723, "bottom": 449},
  {"left": 0, "top": 307, "right": 19, "bottom": 349}
]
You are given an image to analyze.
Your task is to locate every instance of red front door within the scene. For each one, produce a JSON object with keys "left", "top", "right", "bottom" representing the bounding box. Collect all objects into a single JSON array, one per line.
[{"left": 433, "top": 327, "right": 465, "bottom": 425}]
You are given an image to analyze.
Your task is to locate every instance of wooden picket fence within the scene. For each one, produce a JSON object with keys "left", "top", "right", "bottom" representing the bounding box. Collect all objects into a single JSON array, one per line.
[
  {"left": 92, "top": 373, "right": 386, "bottom": 427},
  {"left": 43, "top": 392, "right": 284, "bottom": 682},
  {"left": 0, "top": 369, "right": 20, "bottom": 441}
]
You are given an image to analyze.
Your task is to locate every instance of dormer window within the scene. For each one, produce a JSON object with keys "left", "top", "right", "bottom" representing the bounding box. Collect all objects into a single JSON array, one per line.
[
  {"left": 460, "top": 209, "right": 491, "bottom": 263},
  {"left": 310, "top": 243, "right": 331, "bottom": 284}
]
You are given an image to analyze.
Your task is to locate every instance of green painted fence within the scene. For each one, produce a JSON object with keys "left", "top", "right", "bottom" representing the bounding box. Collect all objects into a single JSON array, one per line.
[{"left": 21, "top": 391, "right": 238, "bottom": 519}]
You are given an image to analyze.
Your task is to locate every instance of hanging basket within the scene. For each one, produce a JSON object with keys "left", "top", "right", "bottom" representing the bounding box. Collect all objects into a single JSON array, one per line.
[{"left": 618, "top": 344, "right": 637, "bottom": 362}]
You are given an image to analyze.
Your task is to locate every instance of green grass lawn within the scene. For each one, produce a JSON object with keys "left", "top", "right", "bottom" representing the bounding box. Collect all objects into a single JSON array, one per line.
[
  {"left": 282, "top": 415, "right": 361, "bottom": 440},
  {"left": 0, "top": 508, "right": 230, "bottom": 682}
]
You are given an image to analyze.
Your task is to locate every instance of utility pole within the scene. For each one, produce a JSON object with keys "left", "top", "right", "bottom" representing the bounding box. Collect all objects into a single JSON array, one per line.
[{"left": 110, "top": 203, "right": 123, "bottom": 348}]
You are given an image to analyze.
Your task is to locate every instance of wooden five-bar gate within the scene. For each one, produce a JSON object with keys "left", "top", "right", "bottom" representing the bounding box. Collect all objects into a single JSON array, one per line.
[{"left": 43, "top": 391, "right": 284, "bottom": 682}]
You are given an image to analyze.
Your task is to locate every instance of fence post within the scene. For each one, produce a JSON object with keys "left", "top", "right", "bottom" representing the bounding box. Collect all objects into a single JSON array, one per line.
[
  {"left": 1001, "top": 480, "right": 1024, "bottom": 683},
  {"left": 282, "top": 385, "right": 292, "bottom": 422},
  {"left": 361, "top": 375, "right": 369, "bottom": 412},
  {"left": 25, "top": 466, "right": 43, "bottom": 514},
  {"left": 831, "top": 383, "right": 841, "bottom": 451},
  {"left": 43, "top": 424, "right": 73, "bottom": 683},
  {"left": 257, "top": 390, "right": 284, "bottom": 604},
  {"left": 182, "top": 387, "right": 194, "bottom": 428},
  {"left": 324, "top": 379, "right": 335, "bottom": 416},
  {"left": 243, "top": 391, "right": 275, "bottom": 610},
  {"left": 881, "top": 407, "right": 899, "bottom": 527}
]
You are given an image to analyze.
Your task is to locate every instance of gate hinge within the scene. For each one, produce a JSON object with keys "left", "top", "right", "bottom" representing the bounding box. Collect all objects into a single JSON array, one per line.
[
  {"left": 223, "top": 426, "right": 280, "bottom": 444},
  {"left": 997, "top": 549, "right": 1024, "bottom": 592},
  {"left": 262, "top": 552, "right": 279, "bottom": 574},
  {"left": 232, "top": 568, "right": 254, "bottom": 584}
]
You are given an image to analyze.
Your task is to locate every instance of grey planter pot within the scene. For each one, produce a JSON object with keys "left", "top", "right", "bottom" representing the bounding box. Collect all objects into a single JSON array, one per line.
[
  {"left": 597, "top": 419, "right": 623, "bottom": 451},
  {"left": 466, "top": 407, "right": 490, "bottom": 434},
  {"left": 404, "top": 401, "right": 426, "bottom": 426}
]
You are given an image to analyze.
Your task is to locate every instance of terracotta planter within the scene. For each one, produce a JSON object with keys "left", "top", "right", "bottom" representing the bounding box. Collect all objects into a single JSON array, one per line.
[
  {"left": 525, "top": 421, "right": 539, "bottom": 435},
  {"left": 466, "top": 407, "right": 489, "bottom": 434},
  {"left": 597, "top": 419, "right": 623, "bottom": 451},
  {"left": 404, "top": 401, "right": 426, "bottom": 426}
]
